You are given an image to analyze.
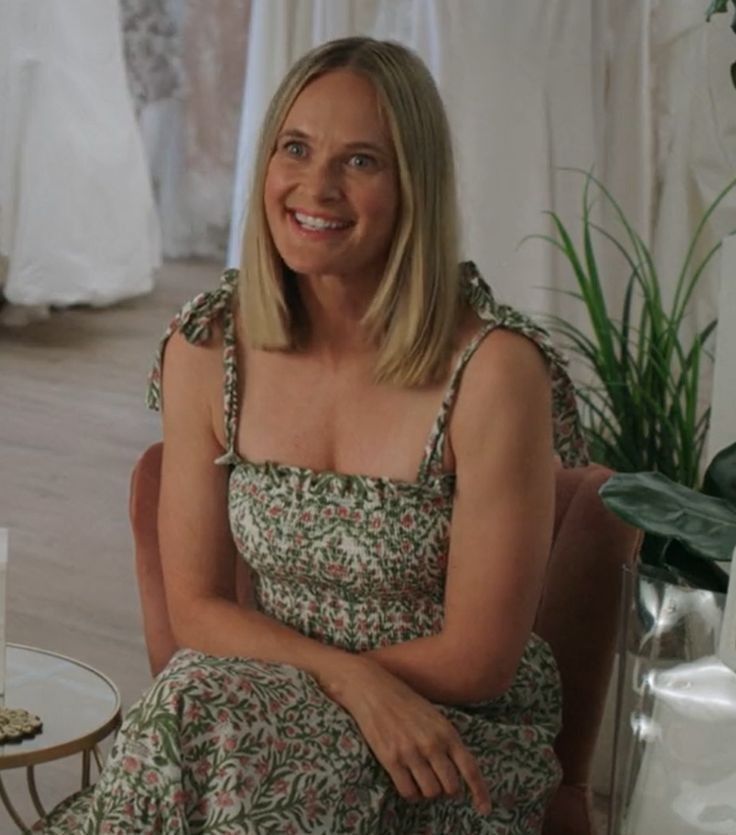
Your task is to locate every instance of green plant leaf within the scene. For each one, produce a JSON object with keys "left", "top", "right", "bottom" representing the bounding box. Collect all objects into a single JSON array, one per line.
[
  {"left": 527, "top": 164, "right": 735, "bottom": 587},
  {"left": 673, "top": 239, "right": 725, "bottom": 327},
  {"left": 600, "top": 471, "right": 736, "bottom": 562},
  {"left": 702, "top": 441, "right": 736, "bottom": 506},
  {"left": 707, "top": 0, "right": 729, "bottom": 20},
  {"left": 529, "top": 169, "right": 728, "bottom": 489},
  {"left": 662, "top": 538, "right": 730, "bottom": 593}
]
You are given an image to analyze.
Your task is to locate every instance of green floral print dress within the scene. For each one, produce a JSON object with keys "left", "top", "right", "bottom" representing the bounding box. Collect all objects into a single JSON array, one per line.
[{"left": 35, "top": 262, "right": 588, "bottom": 835}]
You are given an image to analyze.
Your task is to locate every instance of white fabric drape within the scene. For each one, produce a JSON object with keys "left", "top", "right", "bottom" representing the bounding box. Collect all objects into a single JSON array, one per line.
[{"left": 0, "top": 0, "right": 160, "bottom": 310}]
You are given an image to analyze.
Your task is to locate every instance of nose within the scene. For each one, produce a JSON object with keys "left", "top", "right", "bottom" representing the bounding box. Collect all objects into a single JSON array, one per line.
[{"left": 305, "top": 158, "right": 342, "bottom": 202}]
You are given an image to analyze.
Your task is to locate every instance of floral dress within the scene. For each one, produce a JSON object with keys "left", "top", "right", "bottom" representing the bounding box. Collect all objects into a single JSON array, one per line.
[{"left": 36, "top": 263, "right": 588, "bottom": 834}]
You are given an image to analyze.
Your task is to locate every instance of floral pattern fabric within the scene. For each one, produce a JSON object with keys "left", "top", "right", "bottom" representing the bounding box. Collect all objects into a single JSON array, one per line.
[{"left": 36, "top": 264, "right": 586, "bottom": 834}]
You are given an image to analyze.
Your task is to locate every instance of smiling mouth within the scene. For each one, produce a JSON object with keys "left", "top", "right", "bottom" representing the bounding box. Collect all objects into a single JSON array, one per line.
[{"left": 290, "top": 210, "right": 353, "bottom": 232}]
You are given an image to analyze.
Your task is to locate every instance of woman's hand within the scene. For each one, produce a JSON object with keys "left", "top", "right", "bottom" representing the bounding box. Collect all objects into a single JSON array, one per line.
[{"left": 320, "top": 656, "right": 491, "bottom": 816}]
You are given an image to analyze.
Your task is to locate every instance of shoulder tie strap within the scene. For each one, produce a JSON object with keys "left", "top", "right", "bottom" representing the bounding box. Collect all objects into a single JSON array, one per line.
[
  {"left": 417, "top": 321, "right": 498, "bottom": 482},
  {"left": 146, "top": 269, "right": 241, "bottom": 464},
  {"left": 457, "top": 261, "right": 589, "bottom": 469}
]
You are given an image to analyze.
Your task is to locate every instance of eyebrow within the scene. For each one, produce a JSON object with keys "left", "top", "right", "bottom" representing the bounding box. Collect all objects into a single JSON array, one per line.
[{"left": 277, "top": 128, "right": 391, "bottom": 156}]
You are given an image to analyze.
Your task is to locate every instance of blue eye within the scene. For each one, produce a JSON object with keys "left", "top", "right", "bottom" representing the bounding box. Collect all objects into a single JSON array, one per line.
[
  {"left": 283, "top": 141, "right": 306, "bottom": 157},
  {"left": 348, "top": 153, "right": 375, "bottom": 169}
]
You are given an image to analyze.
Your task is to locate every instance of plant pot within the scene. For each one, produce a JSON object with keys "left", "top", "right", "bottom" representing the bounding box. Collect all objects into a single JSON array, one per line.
[{"left": 608, "top": 564, "right": 736, "bottom": 834}]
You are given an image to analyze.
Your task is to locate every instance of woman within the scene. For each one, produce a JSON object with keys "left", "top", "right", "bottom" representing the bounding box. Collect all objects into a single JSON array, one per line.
[{"left": 38, "top": 37, "right": 587, "bottom": 834}]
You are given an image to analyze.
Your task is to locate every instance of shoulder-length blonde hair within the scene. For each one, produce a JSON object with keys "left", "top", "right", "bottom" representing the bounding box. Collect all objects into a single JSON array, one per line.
[{"left": 240, "top": 36, "right": 460, "bottom": 387}]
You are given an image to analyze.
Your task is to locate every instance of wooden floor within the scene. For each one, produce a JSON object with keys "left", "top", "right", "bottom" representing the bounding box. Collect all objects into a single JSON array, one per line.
[
  {"left": 0, "top": 258, "right": 218, "bottom": 829},
  {"left": 0, "top": 258, "right": 610, "bottom": 831}
]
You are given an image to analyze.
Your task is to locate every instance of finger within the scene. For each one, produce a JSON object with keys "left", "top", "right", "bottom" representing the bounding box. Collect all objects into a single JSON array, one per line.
[
  {"left": 387, "top": 763, "right": 421, "bottom": 803},
  {"left": 451, "top": 745, "right": 491, "bottom": 814},
  {"left": 427, "top": 751, "right": 462, "bottom": 798},
  {"left": 404, "top": 757, "right": 444, "bottom": 800}
]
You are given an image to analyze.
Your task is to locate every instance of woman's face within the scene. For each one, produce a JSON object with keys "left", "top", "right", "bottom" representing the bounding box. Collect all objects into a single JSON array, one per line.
[{"left": 264, "top": 70, "right": 400, "bottom": 284}]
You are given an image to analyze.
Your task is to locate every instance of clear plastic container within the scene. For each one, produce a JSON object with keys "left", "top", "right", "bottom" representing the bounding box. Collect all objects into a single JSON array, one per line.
[{"left": 608, "top": 565, "right": 736, "bottom": 835}]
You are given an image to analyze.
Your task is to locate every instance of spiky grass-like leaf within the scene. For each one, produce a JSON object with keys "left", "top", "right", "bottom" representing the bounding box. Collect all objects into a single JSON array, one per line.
[{"left": 533, "top": 171, "right": 736, "bottom": 581}]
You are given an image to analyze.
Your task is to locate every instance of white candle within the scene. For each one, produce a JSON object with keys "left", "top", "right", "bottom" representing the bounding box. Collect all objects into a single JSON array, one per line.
[{"left": 0, "top": 528, "right": 6, "bottom": 700}]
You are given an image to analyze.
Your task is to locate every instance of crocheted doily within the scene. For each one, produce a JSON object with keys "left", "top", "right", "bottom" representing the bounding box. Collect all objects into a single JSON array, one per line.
[{"left": 0, "top": 707, "right": 43, "bottom": 742}]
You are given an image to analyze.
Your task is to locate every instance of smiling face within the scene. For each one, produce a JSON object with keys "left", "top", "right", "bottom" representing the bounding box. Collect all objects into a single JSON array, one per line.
[{"left": 264, "top": 70, "right": 400, "bottom": 285}]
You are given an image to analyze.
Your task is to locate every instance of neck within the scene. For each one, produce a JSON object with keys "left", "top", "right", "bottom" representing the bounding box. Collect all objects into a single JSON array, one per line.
[{"left": 296, "top": 271, "right": 380, "bottom": 361}]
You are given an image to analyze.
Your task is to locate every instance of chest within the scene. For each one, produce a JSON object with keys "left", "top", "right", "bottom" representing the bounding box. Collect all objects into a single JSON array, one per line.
[
  {"left": 237, "top": 351, "right": 452, "bottom": 481},
  {"left": 228, "top": 463, "right": 454, "bottom": 599}
]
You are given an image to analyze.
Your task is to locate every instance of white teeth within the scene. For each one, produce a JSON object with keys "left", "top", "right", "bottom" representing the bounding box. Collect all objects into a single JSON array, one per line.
[{"left": 294, "top": 211, "right": 349, "bottom": 230}]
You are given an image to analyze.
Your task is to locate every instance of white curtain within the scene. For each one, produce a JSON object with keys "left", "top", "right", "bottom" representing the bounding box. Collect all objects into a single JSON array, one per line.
[
  {"left": 606, "top": 0, "right": 736, "bottom": 340},
  {"left": 0, "top": 0, "right": 160, "bottom": 310}
]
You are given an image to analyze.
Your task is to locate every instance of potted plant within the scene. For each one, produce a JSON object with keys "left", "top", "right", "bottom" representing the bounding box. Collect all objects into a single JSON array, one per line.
[
  {"left": 527, "top": 170, "right": 736, "bottom": 587},
  {"left": 529, "top": 172, "right": 736, "bottom": 828}
]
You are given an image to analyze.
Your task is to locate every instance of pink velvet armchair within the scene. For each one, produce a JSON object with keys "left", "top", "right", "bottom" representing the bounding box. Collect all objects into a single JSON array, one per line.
[{"left": 130, "top": 442, "right": 640, "bottom": 835}]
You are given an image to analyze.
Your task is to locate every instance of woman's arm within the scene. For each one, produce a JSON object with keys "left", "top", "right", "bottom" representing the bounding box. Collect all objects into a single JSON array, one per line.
[
  {"left": 362, "top": 329, "right": 555, "bottom": 704},
  {"left": 158, "top": 329, "right": 354, "bottom": 682}
]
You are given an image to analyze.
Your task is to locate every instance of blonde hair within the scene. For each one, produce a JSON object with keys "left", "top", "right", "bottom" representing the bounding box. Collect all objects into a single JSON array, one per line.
[{"left": 240, "top": 37, "right": 460, "bottom": 386}]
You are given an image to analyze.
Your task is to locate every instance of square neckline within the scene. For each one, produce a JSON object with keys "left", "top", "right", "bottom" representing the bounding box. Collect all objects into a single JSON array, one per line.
[{"left": 219, "top": 303, "right": 499, "bottom": 489}]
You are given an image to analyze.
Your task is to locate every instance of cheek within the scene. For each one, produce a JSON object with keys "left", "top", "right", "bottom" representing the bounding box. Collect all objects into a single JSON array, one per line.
[
  {"left": 370, "top": 185, "right": 399, "bottom": 241},
  {"left": 264, "top": 160, "right": 290, "bottom": 212}
]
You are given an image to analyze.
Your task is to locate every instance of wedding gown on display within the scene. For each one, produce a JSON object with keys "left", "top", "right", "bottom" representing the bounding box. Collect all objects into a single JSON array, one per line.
[
  {"left": 0, "top": 0, "right": 160, "bottom": 311},
  {"left": 122, "top": 0, "right": 250, "bottom": 260}
]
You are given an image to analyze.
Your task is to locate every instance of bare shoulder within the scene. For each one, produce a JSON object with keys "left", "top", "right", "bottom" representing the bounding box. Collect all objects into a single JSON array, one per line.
[
  {"left": 161, "top": 320, "right": 231, "bottom": 449},
  {"left": 459, "top": 325, "right": 551, "bottom": 404},
  {"left": 163, "top": 320, "right": 226, "bottom": 391},
  {"left": 450, "top": 326, "right": 553, "bottom": 456}
]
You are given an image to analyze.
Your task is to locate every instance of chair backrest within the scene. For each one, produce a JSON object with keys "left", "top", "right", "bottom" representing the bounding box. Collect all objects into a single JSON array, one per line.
[
  {"left": 130, "top": 442, "right": 171, "bottom": 677},
  {"left": 130, "top": 444, "right": 641, "bottom": 834},
  {"left": 537, "top": 464, "right": 641, "bottom": 789},
  {"left": 537, "top": 464, "right": 641, "bottom": 835}
]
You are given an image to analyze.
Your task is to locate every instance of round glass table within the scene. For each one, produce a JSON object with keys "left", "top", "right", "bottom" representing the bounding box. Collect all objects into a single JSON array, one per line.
[{"left": 0, "top": 644, "right": 121, "bottom": 831}]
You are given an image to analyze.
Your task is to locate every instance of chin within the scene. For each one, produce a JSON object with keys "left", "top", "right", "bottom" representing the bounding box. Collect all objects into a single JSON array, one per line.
[{"left": 280, "top": 252, "right": 349, "bottom": 278}]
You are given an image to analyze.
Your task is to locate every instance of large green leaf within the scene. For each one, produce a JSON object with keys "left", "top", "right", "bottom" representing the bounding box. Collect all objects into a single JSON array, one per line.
[
  {"left": 702, "top": 441, "right": 736, "bottom": 507},
  {"left": 599, "top": 471, "right": 736, "bottom": 562}
]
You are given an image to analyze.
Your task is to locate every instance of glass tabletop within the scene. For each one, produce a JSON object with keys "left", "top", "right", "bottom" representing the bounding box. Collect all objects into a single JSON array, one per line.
[{"left": 0, "top": 644, "right": 121, "bottom": 769}]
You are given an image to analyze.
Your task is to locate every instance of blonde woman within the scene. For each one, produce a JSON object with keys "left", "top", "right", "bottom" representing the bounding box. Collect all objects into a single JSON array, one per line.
[{"left": 37, "top": 37, "right": 587, "bottom": 834}]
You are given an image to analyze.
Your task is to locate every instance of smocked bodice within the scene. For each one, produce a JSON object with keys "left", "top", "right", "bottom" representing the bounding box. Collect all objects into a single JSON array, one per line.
[{"left": 227, "top": 458, "right": 455, "bottom": 651}]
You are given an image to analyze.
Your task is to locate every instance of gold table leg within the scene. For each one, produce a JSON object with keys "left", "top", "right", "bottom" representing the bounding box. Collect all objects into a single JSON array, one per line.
[
  {"left": 0, "top": 747, "right": 105, "bottom": 831},
  {"left": 27, "top": 766, "right": 46, "bottom": 819},
  {"left": 0, "top": 772, "right": 30, "bottom": 832},
  {"left": 81, "top": 749, "right": 91, "bottom": 790}
]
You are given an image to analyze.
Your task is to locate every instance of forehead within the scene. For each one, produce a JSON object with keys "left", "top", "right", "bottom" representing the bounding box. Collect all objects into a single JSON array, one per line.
[{"left": 281, "top": 69, "right": 392, "bottom": 145}]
